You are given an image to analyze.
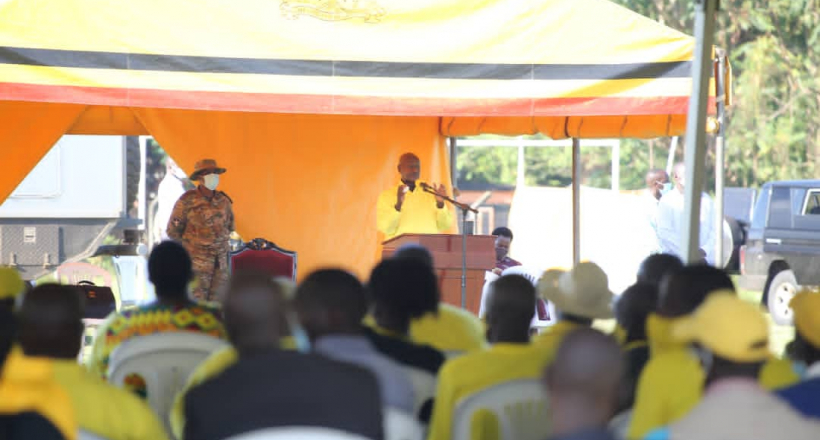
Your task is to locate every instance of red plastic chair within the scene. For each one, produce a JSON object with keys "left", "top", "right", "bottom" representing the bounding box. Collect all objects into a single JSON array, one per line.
[{"left": 228, "top": 238, "right": 297, "bottom": 282}]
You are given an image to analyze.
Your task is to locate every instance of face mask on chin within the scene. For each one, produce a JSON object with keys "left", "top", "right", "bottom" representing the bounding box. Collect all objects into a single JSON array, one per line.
[{"left": 203, "top": 174, "right": 219, "bottom": 191}]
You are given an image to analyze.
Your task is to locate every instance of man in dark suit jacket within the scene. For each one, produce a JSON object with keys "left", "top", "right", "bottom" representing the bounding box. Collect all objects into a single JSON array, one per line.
[{"left": 184, "top": 272, "right": 384, "bottom": 440}]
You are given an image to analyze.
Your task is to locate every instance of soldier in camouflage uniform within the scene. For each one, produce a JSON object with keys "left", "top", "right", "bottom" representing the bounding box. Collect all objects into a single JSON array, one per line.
[{"left": 167, "top": 159, "right": 235, "bottom": 301}]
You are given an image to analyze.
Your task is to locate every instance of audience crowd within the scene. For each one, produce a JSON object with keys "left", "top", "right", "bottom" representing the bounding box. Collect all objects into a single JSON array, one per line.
[{"left": 1, "top": 239, "right": 820, "bottom": 440}]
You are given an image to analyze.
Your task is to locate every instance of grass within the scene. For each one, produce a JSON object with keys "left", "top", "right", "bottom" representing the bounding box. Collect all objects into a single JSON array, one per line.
[{"left": 734, "top": 278, "right": 795, "bottom": 357}]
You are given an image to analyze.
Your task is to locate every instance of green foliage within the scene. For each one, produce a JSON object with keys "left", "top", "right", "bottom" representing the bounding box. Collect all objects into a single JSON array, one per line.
[{"left": 457, "top": 1, "right": 820, "bottom": 191}]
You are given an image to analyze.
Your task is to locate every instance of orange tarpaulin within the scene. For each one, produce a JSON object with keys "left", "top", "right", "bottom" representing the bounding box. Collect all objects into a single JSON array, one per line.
[
  {"left": 0, "top": 104, "right": 452, "bottom": 279},
  {"left": 134, "top": 109, "right": 453, "bottom": 278}
]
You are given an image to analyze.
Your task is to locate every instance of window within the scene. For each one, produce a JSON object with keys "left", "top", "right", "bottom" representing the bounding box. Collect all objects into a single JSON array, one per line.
[
  {"left": 768, "top": 186, "right": 792, "bottom": 229},
  {"left": 475, "top": 207, "right": 495, "bottom": 235},
  {"left": 802, "top": 190, "right": 820, "bottom": 215},
  {"left": 751, "top": 187, "right": 770, "bottom": 230}
]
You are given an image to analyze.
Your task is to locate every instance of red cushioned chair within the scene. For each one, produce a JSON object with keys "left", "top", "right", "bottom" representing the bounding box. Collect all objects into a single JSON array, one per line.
[{"left": 228, "top": 238, "right": 297, "bottom": 282}]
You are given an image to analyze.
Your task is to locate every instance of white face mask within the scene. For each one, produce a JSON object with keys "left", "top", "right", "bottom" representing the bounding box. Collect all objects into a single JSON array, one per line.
[{"left": 203, "top": 174, "right": 219, "bottom": 191}]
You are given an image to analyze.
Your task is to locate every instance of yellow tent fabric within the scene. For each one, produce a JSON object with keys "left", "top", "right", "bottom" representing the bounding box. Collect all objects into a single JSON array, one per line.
[
  {"left": 0, "top": 0, "right": 707, "bottom": 117},
  {"left": 0, "top": 0, "right": 722, "bottom": 278}
]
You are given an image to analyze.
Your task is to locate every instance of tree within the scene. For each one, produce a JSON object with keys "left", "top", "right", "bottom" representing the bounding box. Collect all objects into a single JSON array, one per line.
[{"left": 457, "top": 1, "right": 820, "bottom": 192}]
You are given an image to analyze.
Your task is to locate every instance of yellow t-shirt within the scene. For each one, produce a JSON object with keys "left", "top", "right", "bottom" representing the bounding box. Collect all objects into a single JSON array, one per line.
[
  {"left": 170, "top": 337, "right": 296, "bottom": 440},
  {"left": 410, "top": 304, "right": 487, "bottom": 354},
  {"left": 0, "top": 350, "right": 77, "bottom": 440},
  {"left": 376, "top": 183, "right": 453, "bottom": 240},
  {"left": 530, "top": 320, "right": 584, "bottom": 359},
  {"left": 52, "top": 360, "right": 169, "bottom": 440},
  {"left": 427, "top": 343, "right": 547, "bottom": 440},
  {"left": 645, "top": 313, "right": 685, "bottom": 356}
]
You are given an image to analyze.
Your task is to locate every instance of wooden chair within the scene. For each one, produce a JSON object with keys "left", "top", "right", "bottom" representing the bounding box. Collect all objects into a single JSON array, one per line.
[{"left": 228, "top": 238, "right": 297, "bottom": 282}]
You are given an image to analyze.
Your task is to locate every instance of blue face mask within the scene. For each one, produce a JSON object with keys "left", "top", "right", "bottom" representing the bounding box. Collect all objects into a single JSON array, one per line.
[
  {"left": 660, "top": 182, "right": 673, "bottom": 196},
  {"left": 286, "top": 312, "right": 312, "bottom": 353}
]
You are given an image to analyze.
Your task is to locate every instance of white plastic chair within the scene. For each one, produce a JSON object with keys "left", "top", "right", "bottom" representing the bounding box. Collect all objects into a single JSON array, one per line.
[
  {"left": 222, "top": 427, "right": 372, "bottom": 440},
  {"left": 78, "top": 430, "right": 109, "bottom": 440},
  {"left": 384, "top": 408, "right": 424, "bottom": 440},
  {"left": 401, "top": 366, "right": 437, "bottom": 421},
  {"left": 608, "top": 410, "right": 632, "bottom": 440},
  {"left": 452, "top": 379, "right": 549, "bottom": 440},
  {"left": 107, "top": 332, "right": 229, "bottom": 435},
  {"left": 480, "top": 267, "right": 555, "bottom": 330}
]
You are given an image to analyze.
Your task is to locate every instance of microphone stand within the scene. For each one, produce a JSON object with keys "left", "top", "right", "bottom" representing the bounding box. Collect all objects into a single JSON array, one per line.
[{"left": 421, "top": 185, "right": 478, "bottom": 310}]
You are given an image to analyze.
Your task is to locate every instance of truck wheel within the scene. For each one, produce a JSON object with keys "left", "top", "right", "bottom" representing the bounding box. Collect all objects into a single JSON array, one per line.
[{"left": 767, "top": 269, "right": 797, "bottom": 326}]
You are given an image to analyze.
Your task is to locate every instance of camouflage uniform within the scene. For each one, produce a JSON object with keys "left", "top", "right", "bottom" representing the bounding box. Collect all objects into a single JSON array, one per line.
[{"left": 167, "top": 187, "right": 235, "bottom": 301}]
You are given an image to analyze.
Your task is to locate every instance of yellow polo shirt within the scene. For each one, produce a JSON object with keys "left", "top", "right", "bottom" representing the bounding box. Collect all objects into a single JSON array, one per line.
[
  {"left": 377, "top": 183, "right": 453, "bottom": 240},
  {"left": 410, "top": 304, "right": 487, "bottom": 354},
  {"left": 0, "top": 350, "right": 76, "bottom": 440},
  {"left": 531, "top": 320, "right": 584, "bottom": 358},
  {"left": 646, "top": 314, "right": 681, "bottom": 356},
  {"left": 52, "top": 360, "right": 168, "bottom": 440},
  {"left": 427, "top": 343, "right": 546, "bottom": 440}
]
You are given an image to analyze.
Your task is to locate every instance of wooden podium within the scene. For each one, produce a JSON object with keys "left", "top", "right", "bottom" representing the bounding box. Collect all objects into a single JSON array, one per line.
[{"left": 382, "top": 234, "right": 495, "bottom": 314}]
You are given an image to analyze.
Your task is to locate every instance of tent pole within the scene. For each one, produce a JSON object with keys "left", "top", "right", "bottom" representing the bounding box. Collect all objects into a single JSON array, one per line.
[
  {"left": 714, "top": 54, "right": 727, "bottom": 267},
  {"left": 682, "top": 0, "right": 718, "bottom": 265},
  {"left": 572, "top": 138, "right": 581, "bottom": 266},
  {"left": 449, "top": 137, "right": 458, "bottom": 190}
]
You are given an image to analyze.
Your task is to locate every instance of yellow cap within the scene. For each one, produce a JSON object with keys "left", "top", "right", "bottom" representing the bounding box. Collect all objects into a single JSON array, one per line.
[
  {"left": 791, "top": 292, "right": 820, "bottom": 349},
  {"left": 0, "top": 267, "right": 25, "bottom": 300},
  {"left": 674, "top": 291, "right": 770, "bottom": 363}
]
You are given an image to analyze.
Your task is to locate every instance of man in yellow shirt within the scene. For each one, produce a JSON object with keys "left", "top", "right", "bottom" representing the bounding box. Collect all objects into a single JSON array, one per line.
[
  {"left": 534, "top": 263, "right": 614, "bottom": 358},
  {"left": 629, "top": 265, "right": 799, "bottom": 439},
  {"left": 377, "top": 153, "right": 453, "bottom": 240},
  {"left": 17, "top": 284, "right": 168, "bottom": 440},
  {"left": 427, "top": 274, "right": 541, "bottom": 440},
  {"left": 1, "top": 294, "right": 76, "bottom": 440},
  {"left": 393, "top": 244, "right": 487, "bottom": 354}
]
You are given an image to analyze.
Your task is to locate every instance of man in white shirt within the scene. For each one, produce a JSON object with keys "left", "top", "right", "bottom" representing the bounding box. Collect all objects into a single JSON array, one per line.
[
  {"left": 655, "top": 163, "right": 716, "bottom": 265},
  {"left": 643, "top": 169, "right": 669, "bottom": 254}
]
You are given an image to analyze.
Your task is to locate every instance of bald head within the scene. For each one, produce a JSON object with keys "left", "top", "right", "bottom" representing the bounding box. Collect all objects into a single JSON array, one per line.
[
  {"left": 224, "top": 271, "right": 287, "bottom": 355},
  {"left": 18, "top": 284, "right": 85, "bottom": 359},
  {"left": 645, "top": 169, "right": 669, "bottom": 200},
  {"left": 398, "top": 153, "right": 421, "bottom": 183},
  {"left": 486, "top": 275, "right": 535, "bottom": 343},
  {"left": 545, "top": 329, "right": 624, "bottom": 432}
]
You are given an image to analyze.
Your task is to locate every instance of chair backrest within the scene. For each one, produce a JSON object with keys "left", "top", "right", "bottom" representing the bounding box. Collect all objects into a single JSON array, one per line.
[
  {"left": 384, "top": 408, "right": 424, "bottom": 440},
  {"left": 452, "top": 379, "right": 549, "bottom": 440},
  {"left": 401, "top": 366, "right": 437, "bottom": 421},
  {"left": 107, "top": 332, "right": 229, "bottom": 434},
  {"left": 78, "top": 430, "right": 109, "bottom": 440},
  {"left": 608, "top": 410, "right": 632, "bottom": 440},
  {"left": 496, "top": 267, "right": 554, "bottom": 329},
  {"left": 222, "top": 427, "right": 372, "bottom": 440},
  {"left": 229, "top": 238, "right": 297, "bottom": 282}
]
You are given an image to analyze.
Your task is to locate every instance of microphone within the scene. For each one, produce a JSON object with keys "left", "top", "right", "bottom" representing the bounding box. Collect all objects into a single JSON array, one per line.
[{"left": 419, "top": 182, "right": 432, "bottom": 191}]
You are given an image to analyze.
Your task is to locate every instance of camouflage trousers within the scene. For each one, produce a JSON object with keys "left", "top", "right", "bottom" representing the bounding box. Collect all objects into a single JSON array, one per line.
[{"left": 190, "top": 251, "right": 229, "bottom": 302}]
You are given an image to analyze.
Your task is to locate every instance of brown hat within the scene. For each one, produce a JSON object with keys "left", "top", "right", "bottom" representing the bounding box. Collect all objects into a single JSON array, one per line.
[{"left": 189, "top": 159, "right": 227, "bottom": 180}]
